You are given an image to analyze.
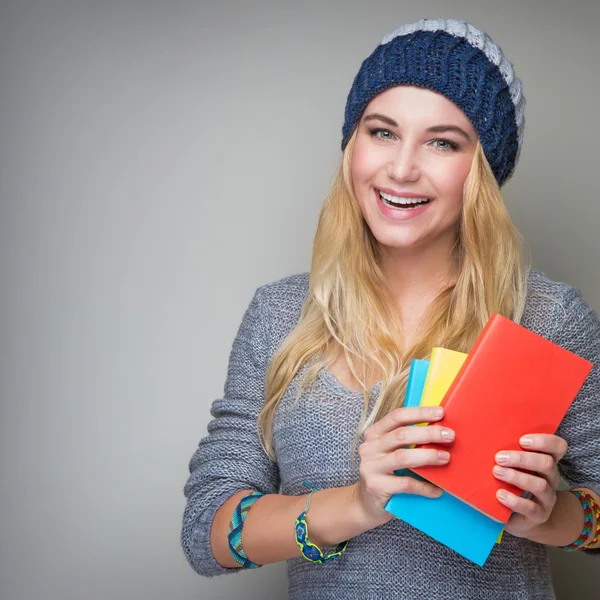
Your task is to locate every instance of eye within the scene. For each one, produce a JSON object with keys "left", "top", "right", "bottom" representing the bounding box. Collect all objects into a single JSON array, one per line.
[
  {"left": 368, "top": 127, "right": 397, "bottom": 141},
  {"left": 431, "top": 138, "right": 460, "bottom": 151}
]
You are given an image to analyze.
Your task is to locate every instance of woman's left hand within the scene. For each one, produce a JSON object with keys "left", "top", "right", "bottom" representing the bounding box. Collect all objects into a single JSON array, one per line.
[{"left": 493, "top": 434, "right": 568, "bottom": 539}]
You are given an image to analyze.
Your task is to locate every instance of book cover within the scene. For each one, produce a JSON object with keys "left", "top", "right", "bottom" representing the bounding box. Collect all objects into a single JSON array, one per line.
[
  {"left": 386, "top": 479, "right": 504, "bottom": 566},
  {"left": 403, "top": 358, "right": 431, "bottom": 448},
  {"left": 386, "top": 354, "right": 504, "bottom": 566},
  {"left": 404, "top": 359, "right": 430, "bottom": 409},
  {"left": 420, "top": 348, "right": 468, "bottom": 408},
  {"left": 415, "top": 348, "right": 468, "bottom": 427},
  {"left": 409, "top": 314, "right": 594, "bottom": 523}
]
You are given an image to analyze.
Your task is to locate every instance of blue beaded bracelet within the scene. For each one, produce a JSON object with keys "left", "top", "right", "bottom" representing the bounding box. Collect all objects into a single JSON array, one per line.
[
  {"left": 295, "top": 483, "right": 350, "bottom": 564},
  {"left": 227, "top": 491, "right": 264, "bottom": 568}
]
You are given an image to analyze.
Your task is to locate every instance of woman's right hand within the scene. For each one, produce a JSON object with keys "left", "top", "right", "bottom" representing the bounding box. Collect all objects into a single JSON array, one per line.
[{"left": 353, "top": 405, "right": 455, "bottom": 527}]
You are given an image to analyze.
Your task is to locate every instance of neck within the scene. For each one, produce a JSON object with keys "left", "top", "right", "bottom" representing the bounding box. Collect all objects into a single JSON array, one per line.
[{"left": 378, "top": 236, "right": 459, "bottom": 319}]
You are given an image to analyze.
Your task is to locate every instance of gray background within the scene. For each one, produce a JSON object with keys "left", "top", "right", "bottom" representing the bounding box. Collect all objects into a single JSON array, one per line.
[{"left": 1, "top": 1, "right": 598, "bottom": 599}]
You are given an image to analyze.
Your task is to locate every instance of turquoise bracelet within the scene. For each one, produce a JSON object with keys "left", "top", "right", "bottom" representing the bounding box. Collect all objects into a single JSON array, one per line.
[
  {"left": 227, "top": 491, "right": 264, "bottom": 568},
  {"left": 295, "top": 482, "right": 350, "bottom": 564}
]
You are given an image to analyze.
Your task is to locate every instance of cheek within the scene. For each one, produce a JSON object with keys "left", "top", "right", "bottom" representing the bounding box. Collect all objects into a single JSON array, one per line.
[
  {"left": 351, "top": 139, "right": 378, "bottom": 188},
  {"left": 437, "top": 157, "right": 473, "bottom": 201}
]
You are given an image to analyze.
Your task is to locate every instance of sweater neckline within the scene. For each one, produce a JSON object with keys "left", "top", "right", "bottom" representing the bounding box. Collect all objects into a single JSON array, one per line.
[{"left": 320, "top": 365, "right": 383, "bottom": 396}]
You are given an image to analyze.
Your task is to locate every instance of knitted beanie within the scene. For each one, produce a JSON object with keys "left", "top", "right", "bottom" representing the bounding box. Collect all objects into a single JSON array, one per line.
[{"left": 341, "top": 18, "right": 526, "bottom": 187}]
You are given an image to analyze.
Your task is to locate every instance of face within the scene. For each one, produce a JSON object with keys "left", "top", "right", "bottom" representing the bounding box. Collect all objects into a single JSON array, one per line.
[{"left": 350, "top": 85, "right": 478, "bottom": 257}]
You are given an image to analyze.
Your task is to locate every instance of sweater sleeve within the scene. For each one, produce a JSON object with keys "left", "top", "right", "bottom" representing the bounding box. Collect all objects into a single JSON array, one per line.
[
  {"left": 553, "top": 285, "right": 600, "bottom": 555},
  {"left": 181, "top": 286, "right": 281, "bottom": 577}
]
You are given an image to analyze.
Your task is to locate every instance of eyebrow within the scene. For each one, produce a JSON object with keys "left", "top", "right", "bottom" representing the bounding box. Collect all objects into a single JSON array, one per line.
[{"left": 362, "top": 113, "right": 473, "bottom": 142}]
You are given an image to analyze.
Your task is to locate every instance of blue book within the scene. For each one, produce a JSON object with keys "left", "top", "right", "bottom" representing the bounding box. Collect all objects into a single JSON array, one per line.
[
  {"left": 385, "top": 359, "right": 504, "bottom": 567},
  {"left": 404, "top": 359, "right": 430, "bottom": 409}
]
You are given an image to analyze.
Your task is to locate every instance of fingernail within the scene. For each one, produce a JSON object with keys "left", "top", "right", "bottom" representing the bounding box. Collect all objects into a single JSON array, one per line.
[
  {"left": 432, "top": 407, "right": 444, "bottom": 418},
  {"left": 497, "top": 489, "right": 508, "bottom": 500},
  {"left": 438, "top": 451, "right": 450, "bottom": 461},
  {"left": 496, "top": 453, "right": 510, "bottom": 464},
  {"left": 520, "top": 436, "right": 533, "bottom": 446},
  {"left": 493, "top": 465, "right": 506, "bottom": 477},
  {"left": 441, "top": 429, "right": 455, "bottom": 441}
]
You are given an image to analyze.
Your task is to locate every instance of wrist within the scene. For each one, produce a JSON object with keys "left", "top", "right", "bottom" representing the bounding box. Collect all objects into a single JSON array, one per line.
[
  {"left": 521, "top": 490, "right": 583, "bottom": 546},
  {"left": 305, "top": 484, "right": 390, "bottom": 549},
  {"left": 349, "top": 483, "right": 394, "bottom": 532}
]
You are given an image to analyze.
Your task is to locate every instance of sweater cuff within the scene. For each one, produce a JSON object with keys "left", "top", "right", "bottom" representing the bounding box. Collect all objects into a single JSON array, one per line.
[{"left": 183, "top": 488, "right": 251, "bottom": 577}]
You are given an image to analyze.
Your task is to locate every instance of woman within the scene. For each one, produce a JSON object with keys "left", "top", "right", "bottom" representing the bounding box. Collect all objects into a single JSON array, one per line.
[{"left": 181, "top": 18, "right": 600, "bottom": 599}]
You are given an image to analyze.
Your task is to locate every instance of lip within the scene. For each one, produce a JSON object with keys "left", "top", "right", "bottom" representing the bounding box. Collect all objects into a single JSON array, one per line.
[
  {"left": 377, "top": 187, "right": 433, "bottom": 199},
  {"left": 375, "top": 188, "right": 433, "bottom": 221}
]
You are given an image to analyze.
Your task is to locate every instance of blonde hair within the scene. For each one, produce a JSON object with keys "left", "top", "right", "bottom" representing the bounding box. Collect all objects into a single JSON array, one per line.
[{"left": 257, "top": 127, "right": 530, "bottom": 462}]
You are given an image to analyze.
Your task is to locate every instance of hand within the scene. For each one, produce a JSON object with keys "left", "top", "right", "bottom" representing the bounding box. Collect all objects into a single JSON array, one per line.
[
  {"left": 353, "top": 405, "right": 455, "bottom": 527},
  {"left": 493, "top": 433, "right": 568, "bottom": 539}
]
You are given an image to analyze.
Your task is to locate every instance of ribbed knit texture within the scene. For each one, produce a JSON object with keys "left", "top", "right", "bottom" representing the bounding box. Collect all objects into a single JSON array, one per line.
[
  {"left": 341, "top": 18, "right": 525, "bottom": 187},
  {"left": 181, "top": 269, "right": 600, "bottom": 599}
]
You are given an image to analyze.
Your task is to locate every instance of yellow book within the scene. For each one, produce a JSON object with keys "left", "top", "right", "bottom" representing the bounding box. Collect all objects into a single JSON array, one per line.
[{"left": 420, "top": 347, "right": 468, "bottom": 411}]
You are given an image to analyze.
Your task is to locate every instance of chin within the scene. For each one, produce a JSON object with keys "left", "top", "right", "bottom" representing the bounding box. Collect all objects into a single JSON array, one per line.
[{"left": 373, "top": 234, "right": 424, "bottom": 252}]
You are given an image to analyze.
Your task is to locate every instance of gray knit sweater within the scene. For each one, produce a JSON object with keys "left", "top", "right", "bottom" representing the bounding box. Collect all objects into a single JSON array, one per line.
[{"left": 181, "top": 269, "right": 600, "bottom": 599}]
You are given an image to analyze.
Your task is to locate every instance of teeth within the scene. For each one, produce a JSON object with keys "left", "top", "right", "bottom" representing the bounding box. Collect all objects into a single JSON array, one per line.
[{"left": 379, "top": 191, "right": 430, "bottom": 204}]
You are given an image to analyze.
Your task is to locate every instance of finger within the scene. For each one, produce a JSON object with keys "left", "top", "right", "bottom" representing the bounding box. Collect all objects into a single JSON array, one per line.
[
  {"left": 380, "top": 447, "right": 450, "bottom": 474},
  {"left": 377, "top": 424, "right": 455, "bottom": 454},
  {"left": 364, "top": 406, "right": 445, "bottom": 441},
  {"left": 496, "top": 488, "right": 547, "bottom": 522},
  {"left": 495, "top": 451, "right": 560, "bottom": 487},
  {"left": 519, "top": 434, "right": 568, "bottom": 463},
  {"left": 493, "top": 466, "right": 557, "bottom": 504},
  {"left": 387, "top": 473, "right": 445, "bottom": 498}
]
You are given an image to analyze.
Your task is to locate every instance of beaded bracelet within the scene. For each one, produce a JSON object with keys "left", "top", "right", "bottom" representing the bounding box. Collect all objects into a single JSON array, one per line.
[
  {"left": 295, "top": 482, "right": 350, "bottom": 564},
  {"left": 558, "top": 489, "right": 598, "bottom": 551},
  {"left": 227, "top": 491, "right": 264, "bottom": 568},
  {"left": 580, "top": 490, "right": 600, "bottom": 550}
]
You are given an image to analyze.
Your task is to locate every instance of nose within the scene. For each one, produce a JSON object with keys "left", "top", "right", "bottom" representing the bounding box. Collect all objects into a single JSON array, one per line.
[{"left": 387, "top": 143, "right": 421, "bottom": 182}]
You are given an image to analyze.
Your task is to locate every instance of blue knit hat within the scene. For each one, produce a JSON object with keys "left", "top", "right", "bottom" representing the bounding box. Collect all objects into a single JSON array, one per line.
[{"left": 341, "top": 18, "right": 526, "bottom": 187}]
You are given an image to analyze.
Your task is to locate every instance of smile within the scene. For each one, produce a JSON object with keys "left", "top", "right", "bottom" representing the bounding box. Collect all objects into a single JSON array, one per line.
[{"left": 378, "top": 190, "right": 432, "bottom": 209}]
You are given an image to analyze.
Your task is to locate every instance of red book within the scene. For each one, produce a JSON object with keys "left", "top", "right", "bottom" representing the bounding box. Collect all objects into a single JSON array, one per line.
[{"left": 409, "top": 314, "right": 593, "bottom": 523}]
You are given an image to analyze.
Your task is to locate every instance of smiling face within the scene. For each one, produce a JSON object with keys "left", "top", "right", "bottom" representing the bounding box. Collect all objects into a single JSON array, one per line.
[{"left": 350, "top": 85, "right": 478, "bottom": 259}]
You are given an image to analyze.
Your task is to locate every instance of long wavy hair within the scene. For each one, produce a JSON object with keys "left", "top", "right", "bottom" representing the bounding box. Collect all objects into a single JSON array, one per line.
[{"left": 257, "top": 125, "right": 530, "bottom": 462}]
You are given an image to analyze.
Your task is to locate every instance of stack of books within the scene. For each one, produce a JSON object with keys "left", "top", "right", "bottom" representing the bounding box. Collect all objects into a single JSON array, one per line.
[{"left": 384, "top": 313, "right": 593, "bottom": 566}]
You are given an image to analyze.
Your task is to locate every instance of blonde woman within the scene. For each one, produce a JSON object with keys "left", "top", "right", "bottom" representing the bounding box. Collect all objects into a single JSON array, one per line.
[{"left": 181, "top": 18, "right": 600, "bottom": 599}]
